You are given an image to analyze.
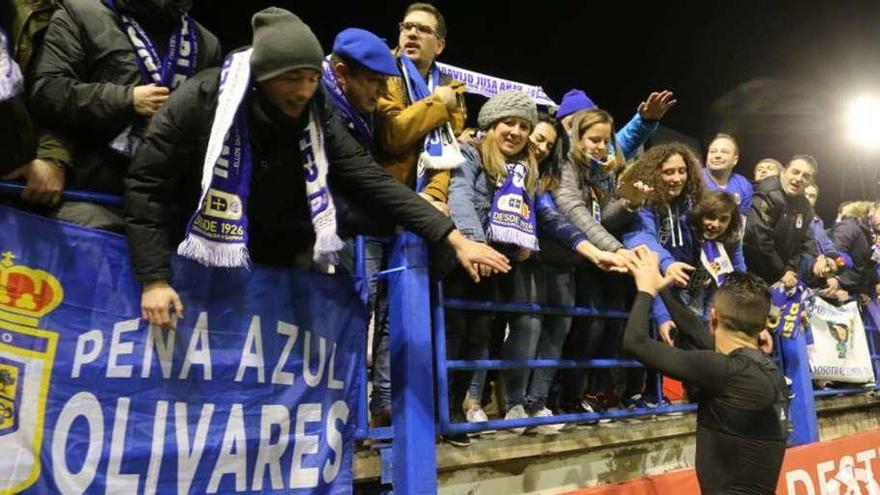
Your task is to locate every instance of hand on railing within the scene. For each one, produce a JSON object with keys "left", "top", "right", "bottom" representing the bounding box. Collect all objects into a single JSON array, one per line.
[
  {"left": 444, "top": 230, "right": 510, "bottom": 282},
  {"left": 2, "top": 159, "right": 65, "bottom": 206}
]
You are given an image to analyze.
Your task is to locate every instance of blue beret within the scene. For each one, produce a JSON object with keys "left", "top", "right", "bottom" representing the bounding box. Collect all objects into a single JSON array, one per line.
[{"left": 332, "top": 28, "right": 399, "bottom": 76}]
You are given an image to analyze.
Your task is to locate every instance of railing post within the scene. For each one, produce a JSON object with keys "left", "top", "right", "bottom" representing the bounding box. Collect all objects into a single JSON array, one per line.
[
  {"left": 780, "top": 332, "right": 820, "bottom": 445},
  {"left": 386, "top": 232, "right": 436, "bottom": 494}
]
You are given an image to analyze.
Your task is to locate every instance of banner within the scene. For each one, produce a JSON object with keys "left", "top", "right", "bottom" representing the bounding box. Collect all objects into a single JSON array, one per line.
[
  {"left": 808, "top": 299, "right": 875, "bottom": 384},
  {"left": 0, "top": 205, "right": 366, "bottom": 494},
  {"left": 566, "top": 428, "right": 880, "bottom": 495},
  {"left": 436, "top": 62, "right": 557, "bottom": 106}
]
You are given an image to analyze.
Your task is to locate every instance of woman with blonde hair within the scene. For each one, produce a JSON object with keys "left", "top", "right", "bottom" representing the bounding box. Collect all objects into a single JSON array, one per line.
[{"left": 552, "top": 108, "right": 645, "bottom": 415}]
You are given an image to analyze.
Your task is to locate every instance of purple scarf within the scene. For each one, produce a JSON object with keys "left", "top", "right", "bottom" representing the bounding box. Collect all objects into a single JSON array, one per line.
[
  {"left": 320, "top": 57, "right": 375, "bottom": 152},
  {"left": 104, "top": 0, "right": 199, "bottom": 89},
  {"left": 487, "top": 163, "right": 539, "bottom": 250}
]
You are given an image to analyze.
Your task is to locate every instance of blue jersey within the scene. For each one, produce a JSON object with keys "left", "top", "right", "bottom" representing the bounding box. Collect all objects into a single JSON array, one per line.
[{"left": 702, "top": 169, "right": 754, "bottom": 216}]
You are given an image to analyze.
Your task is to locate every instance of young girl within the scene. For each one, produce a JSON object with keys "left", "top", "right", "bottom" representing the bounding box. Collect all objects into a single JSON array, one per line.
[{"left": 681, "top": 191, "right": 747, "bottom": 322}]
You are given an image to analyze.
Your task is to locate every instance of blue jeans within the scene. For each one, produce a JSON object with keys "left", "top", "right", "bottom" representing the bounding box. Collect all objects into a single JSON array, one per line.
[
  {"left": 524, "top": 263, "right": 575, "bottom": 411},
  {"left": 338, "top": 239, "right": 391, "bottom": 414},
  {"left": 502, "top": 259, "right": 575, "bottom": 412}
]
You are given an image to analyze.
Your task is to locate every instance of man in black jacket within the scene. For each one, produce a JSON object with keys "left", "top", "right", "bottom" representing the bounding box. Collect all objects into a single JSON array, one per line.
[
  {"left": 744, "top": 155, "right": 829, "bottom": 287},
  {"left": 28, "top": 0, "right": 221, "bottom": 230},
  {"left": 126, "top": 7, "right": 509, "bottom": 328}
]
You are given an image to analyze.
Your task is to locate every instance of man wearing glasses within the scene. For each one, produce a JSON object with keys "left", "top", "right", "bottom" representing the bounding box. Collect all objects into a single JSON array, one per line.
[
  {"left": 370, "top": 3, "right": 466, "bottom": 429},
  {"left": 375, "top": 2, "right": 465, "bottom": 211}
]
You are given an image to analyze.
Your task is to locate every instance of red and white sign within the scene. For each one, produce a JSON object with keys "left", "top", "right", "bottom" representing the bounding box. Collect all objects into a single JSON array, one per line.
[{"left": 566, "top": 428, "right": 880, "bottom": 495}]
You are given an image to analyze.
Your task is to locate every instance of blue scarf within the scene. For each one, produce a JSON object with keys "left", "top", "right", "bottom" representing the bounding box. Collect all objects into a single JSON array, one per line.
[
  {"left": 104, "top": 0, "right": 199, "bottom": 156},
  {"left": 321, "top": 57, "right": 375, "bottom": 152},
  {"left": 487, "top": 163, "right": 539, "bottom": 250},
  {"left": 766, "top": 283, "right": 810, "bottom": 339},
  {"left": 398, "top": 55, "right": 463, "bottom": 191},
  {"left": 104, "top": 0, "right": 199, "bottom": 89},
  {"left": 0, "top": 27, "right": 22, "bottom": 102},
  {"left": 699, "top": 240, "right": 734, "bottom": 286},
  {"left": 178, "top": 49, "right": 343, "bottom": 267}
]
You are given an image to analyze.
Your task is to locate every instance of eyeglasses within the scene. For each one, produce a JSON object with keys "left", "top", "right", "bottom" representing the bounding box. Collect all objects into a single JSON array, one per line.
[{"left": 398, "top": 21, "right": 438, "bottom": 37}]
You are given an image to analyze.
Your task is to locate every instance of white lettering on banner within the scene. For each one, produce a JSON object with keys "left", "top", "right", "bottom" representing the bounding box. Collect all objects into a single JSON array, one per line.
[
  {"left": 52, "top": 392, "right": 104, "bottom": 494},
  {"left": 175, "top": 402, "right": 215, "bottom": 494},
  {"left": 144, "top": 401, "right": 169, "bottom": 495},
  {"left": 323, "top": 401, "right": 349, "bottom": 483},
  {"left": 327, "top": 344, "right": 344, "bottom": 390},
  {"left": 787, "top": 469, "right": 816, "bottom": 495},
  {"left": 272, "top": 321, "right": 298, "bottom": 385},
  {"left": 72, "top": 329, "right": 103, "bottom": 378},
  {"left": 435, "top": 62, "right": 557, "bottom": 106},
  {"left": 107, "top": 318, "right": 140, "bottom": 378},
  {"left": 69, "top": 316, "right": 346, "bottom": 390},
  {"left": 236, "top": 315, "right": 266, "bottom": 383},
  {"left": 208, "top": 404, "right": 248, "bottom": 493},
  {"left": 252, "top": 404, "right": 290, "bottom": 491},
  {"left": 107, "top": 398, "right": 140, "bottom": 493},
  {"left": 179, "top": 311, "right": 213, "bottom": 380},
  {"left": 290, "top": 403, "right": 321, "bottom": 489},
  {"left": 141, "top": 325, "right": 175, "bottom": 379},
  {"left": 784, "top": 448, "right": 880, "bottom": 495},
  {"left": 47, "top": 396, "right": 351, "bottom": 492},
  {"left": 303, "top": 331, "right": 326, "bottom": 388}
]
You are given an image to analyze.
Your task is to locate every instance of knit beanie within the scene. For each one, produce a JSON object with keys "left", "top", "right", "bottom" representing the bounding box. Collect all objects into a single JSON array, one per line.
[
  {"left": 555, "top": 89, "right": 596, "bottom": 119},
  {"left": 477, "top": 90, "right": 537, "bottom": 130},
  {"left": 250, "top": 7, "right": 324, "bottom": 82}
]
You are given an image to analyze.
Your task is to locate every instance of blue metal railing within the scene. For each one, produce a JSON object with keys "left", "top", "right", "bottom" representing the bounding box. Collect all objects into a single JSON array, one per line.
[
  {"left": 434, "top": 279, "right": 693, "bottom": 438},
  {"left": 5, "top": 179, "right": 880, "bottom": 494}
]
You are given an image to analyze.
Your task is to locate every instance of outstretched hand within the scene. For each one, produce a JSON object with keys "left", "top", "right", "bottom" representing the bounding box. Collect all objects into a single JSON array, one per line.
[
  {"left": 637, "top": 90, "right": 677, "bottom": 121},
  {"left": 629, "top": 245, "right": 676, "bottom": 296},
  {"left": 445, "top": 230, "right": 511, "bottom": 282}
]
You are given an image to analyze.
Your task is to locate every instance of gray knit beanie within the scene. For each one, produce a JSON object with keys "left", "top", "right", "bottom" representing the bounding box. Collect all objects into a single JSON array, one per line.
[
  {"left": 477, "top": 90, "right": 538, "bottom": 130},
  {"left": 250, "top": 7, "right": 324, "bottom": 82}
]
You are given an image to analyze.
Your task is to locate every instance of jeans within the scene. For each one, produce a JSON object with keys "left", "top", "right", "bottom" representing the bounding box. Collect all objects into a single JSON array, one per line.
[
  {"left": 338, "top": 238, "right": 391, "bottom": 414},
  {"left": 501, "top": 259, "right": 576, "bottom": 412},
  {"left": 523, "top": 262, "right": 575, "bottom": 411}
]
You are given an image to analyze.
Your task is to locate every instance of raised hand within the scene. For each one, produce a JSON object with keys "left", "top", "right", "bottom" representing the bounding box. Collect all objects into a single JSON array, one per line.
[{"left": 637, "top": 90, "right": 677, "bottom": 121}]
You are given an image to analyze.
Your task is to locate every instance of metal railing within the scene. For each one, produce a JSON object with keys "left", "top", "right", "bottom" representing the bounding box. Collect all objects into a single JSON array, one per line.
[{"left": 4, "top": 179, "right": 880, "bottom": 494}]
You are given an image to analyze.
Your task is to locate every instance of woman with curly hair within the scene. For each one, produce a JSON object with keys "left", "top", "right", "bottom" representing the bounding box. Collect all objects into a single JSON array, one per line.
[{"left": 621, "top": 142, "right": 706, "bottom": 344}]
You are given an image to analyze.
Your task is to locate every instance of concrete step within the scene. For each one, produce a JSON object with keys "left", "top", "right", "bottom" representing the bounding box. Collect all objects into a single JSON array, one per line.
[{"left": 353, "top": 392, "right": 880, "bottom": 494}]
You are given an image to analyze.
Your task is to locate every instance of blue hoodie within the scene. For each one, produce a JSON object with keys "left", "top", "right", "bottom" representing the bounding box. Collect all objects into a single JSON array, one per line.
[{"left": 623, "top": 199, "right": 746, "bottom": 324}]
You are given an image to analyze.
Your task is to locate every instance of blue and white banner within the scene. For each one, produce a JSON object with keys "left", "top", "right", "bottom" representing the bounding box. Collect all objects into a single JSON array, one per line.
[
  {"left": 436, "top": 62, "right": 557, "bottom": 107},
  {"left": 0, "top": 205, "right": 366, "bottom": 494}
]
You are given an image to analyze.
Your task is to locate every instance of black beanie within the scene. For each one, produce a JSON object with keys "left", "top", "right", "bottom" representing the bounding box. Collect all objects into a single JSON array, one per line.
[{"left": 250, "top": 7, "right": 324, "bottom": 82}]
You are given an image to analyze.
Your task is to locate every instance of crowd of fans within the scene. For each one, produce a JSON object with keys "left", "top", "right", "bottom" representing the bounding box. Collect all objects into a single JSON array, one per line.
[{"left": 2, "top": 1, "right": 878, "bottom": 449}]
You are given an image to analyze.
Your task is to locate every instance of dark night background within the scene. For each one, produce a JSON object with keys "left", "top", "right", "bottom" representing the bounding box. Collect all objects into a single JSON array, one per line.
[{"left": 193, "top": 1, "right": 880, "bottom": 221}]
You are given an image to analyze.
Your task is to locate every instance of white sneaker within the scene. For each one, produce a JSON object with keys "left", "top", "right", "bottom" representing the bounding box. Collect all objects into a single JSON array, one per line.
[
  {"left": 531, "top": 407, "right": 564, "bottom": 435},
  {"left": 466, "top": 406, "right": 489, "bottom": 423},
  {"left": 504, "top": 404, "right": 529, "bottom": 435}
]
